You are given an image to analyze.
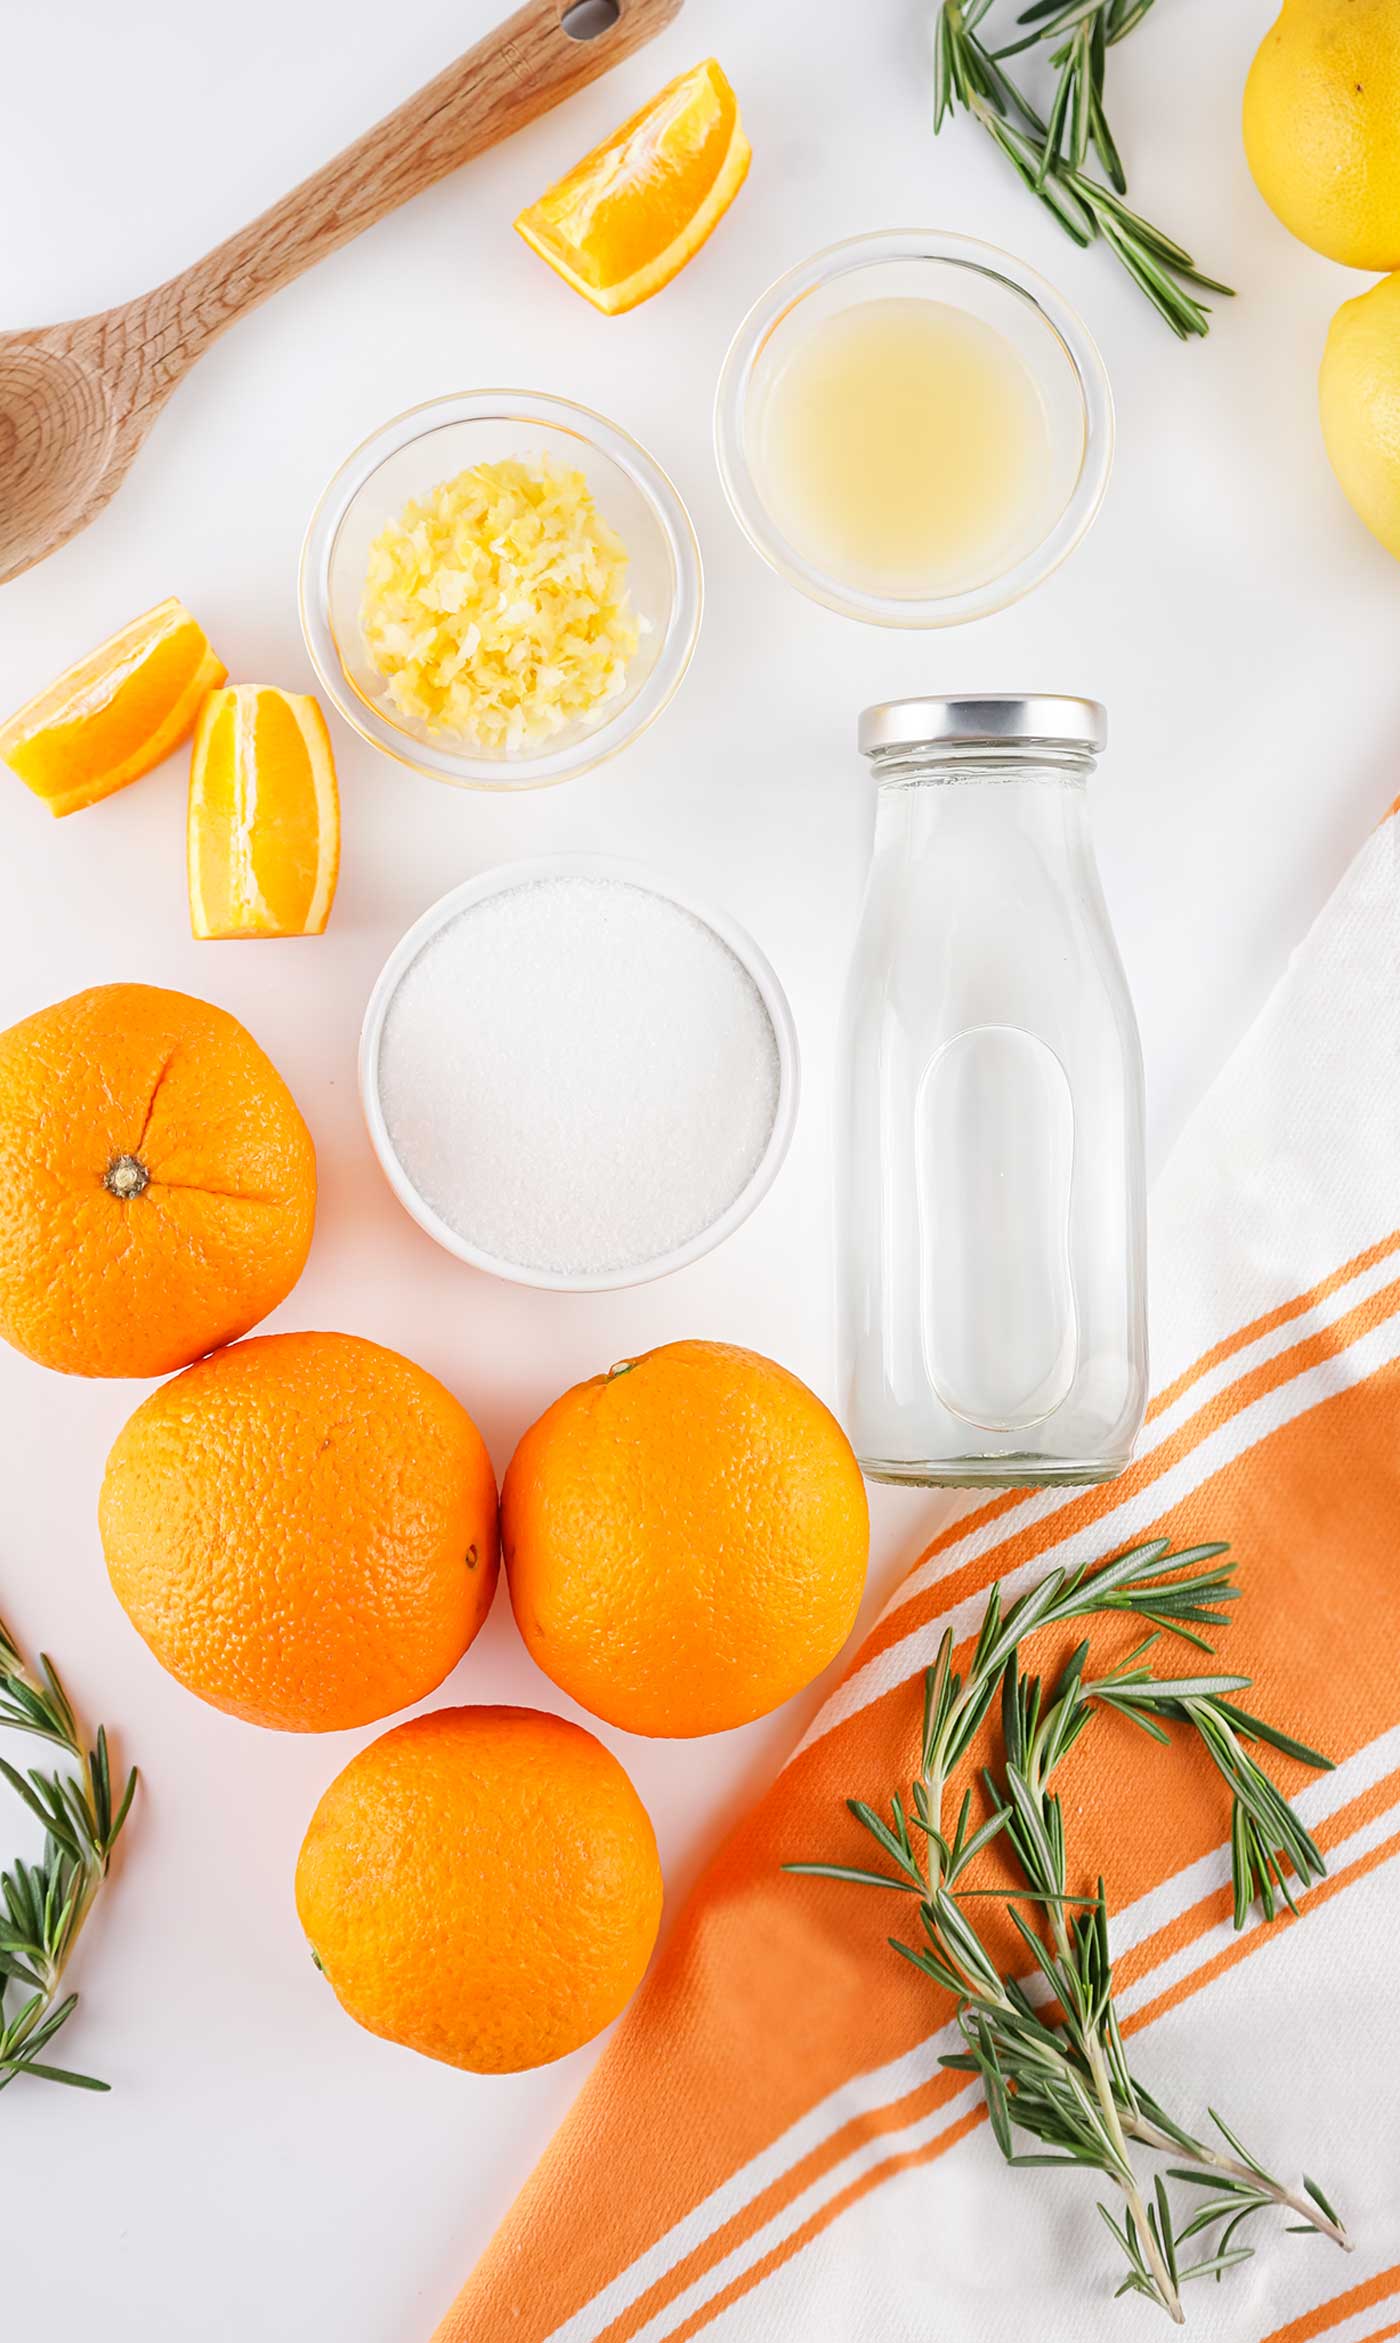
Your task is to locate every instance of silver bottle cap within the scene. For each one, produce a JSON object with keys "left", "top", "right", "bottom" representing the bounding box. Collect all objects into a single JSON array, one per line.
[{"left": 858, "top": 694, "right": 1108, "bottom": 758}]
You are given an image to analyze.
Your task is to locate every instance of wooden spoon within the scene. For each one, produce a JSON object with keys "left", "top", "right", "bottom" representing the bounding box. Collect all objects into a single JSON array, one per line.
[{"left": 0, "top": 0, "right": 683, "bottom": 589}]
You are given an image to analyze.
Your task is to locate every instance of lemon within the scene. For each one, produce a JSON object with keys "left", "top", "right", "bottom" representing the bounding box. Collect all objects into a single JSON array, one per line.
[
  {"left": 1244, "top": 0, "right": 1400, "bottom": 270},
  {"left": 1319, "top": 272, "right": 1400, "bottom": 561}
]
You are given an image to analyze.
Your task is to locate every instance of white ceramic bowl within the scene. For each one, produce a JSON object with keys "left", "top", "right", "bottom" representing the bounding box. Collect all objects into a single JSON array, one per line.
[
  {"left": 714, "top": 230, "right": 1114, "bottom": 629},
  {"left": 300, "top": 392, "right": 703, "bottom": 791},
  {"left": 359, "top": 855, "right": 800, "bottom": 1292}
]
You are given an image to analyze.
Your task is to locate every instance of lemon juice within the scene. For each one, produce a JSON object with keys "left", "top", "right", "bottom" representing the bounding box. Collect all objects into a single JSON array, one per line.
[{"left": 753, "top": 297, "right": 1057, "bottom": 599}]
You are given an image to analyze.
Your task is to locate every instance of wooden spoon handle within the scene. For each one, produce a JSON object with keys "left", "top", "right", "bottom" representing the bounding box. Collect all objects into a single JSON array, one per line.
[{"left": 136, "top": 0, "right": 683, "bottom": 382}]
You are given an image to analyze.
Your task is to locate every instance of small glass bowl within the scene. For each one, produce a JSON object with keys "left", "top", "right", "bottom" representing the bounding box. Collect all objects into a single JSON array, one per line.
[
  {"left": 299, "top": 391, "right": 703, "bottom": 791},
  {"left": 714, "top": 231, "right": 1114, "bottom": 630}
]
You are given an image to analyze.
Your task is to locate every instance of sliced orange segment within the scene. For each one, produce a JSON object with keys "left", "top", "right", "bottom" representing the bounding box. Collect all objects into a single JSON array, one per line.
[
  {"left": 188, "top": 687, "right": 340, "bottom": 942},
  {"left": 514, "top": 58, "right": 750, "bottom": 317},
  {"left": 0, "top": 596, "right": 227, "bottom": 817}
]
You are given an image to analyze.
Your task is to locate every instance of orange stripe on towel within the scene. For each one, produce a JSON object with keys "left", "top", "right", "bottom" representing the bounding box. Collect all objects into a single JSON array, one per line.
[
  {"left": 1123, "top": 1825, "right": 1400, "bottom": 2040},
  {"left": 657, "top": 2109, "right": 988, "bottom": 2343},
  {"left": 1260, "top": 2267, "right": 1400, "bottom": 2343},
  {"left": 1146, "top": 1230, "right": 1400, "bottom": 1425}
]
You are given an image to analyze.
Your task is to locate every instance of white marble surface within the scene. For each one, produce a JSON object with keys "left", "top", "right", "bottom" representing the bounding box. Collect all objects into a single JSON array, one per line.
[{"left": 0, "top": 2, "right": 1392, "bottom": 2335}]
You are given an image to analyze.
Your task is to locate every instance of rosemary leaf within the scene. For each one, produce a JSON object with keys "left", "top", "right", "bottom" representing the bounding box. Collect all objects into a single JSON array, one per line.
[{"left": 784, "top": 1860, "right": 923, "bottom": 1893}]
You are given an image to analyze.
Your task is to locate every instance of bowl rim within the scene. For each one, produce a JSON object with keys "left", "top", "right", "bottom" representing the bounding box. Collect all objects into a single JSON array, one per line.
[
  {"left": 299, "top": 390, "right": 704, "bottom": 790},
  {"left": 358, "top": 853, "right": 801, "bottom": 1293},
  {"left": 713, "top": 229, "right": 1115, "bottom": 630}
]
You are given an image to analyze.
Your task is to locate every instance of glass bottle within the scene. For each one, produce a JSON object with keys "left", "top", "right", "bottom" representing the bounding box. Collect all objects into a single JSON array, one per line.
[{"left": 836, "top": 695, "right": 1147, "bottom": 1487}]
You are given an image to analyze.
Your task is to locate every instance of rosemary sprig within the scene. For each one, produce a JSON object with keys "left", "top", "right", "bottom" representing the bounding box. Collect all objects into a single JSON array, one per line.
[
  {"left": 933, "top": 0, "right": 1233, "bottom": 338},
  {"left": 0, "top": 1614, "right": 137, "bottom": 2093},
  {"left": 787, "top": 1540, "right": 1350, "bottom": 2321}
]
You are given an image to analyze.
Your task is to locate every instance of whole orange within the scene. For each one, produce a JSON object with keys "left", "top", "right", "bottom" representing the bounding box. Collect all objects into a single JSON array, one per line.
[
  {"left": 0, "top": 982, "right": 314, "bottom": 1377},
  {"left": 100, "top": 1330, "right": 498, "bottom": 1732},
  {"left": 502, "top": 1339, "right": 869, "bottom": 1737},
  {"left": 295, "top": 1705, "right": 663, "bottom": 2073}
]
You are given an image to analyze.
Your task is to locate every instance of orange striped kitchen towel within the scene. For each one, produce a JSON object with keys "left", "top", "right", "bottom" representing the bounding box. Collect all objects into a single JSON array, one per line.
[{"left": 436, "top": 800, "right": 1400, "bottom": 2343}]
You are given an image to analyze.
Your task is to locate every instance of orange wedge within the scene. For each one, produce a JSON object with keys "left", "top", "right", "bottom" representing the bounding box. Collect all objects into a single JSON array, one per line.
[
  {"left": 514, "top": 58, "right": 750, "bottom": 316},
  {"left": 0, "top": 597, "right": 226, "bottom": 817},
  {"left": 188, "top": 687, "right": 340, "bottom": 941}
]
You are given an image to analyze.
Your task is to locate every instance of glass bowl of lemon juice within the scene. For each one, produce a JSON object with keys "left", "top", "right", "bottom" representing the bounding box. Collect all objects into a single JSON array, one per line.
[{"left": 714, "top": 232, "right": 1113, "bottom": 628}]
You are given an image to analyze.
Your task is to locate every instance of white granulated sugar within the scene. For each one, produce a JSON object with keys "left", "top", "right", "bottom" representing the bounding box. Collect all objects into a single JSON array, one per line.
[{"left": 377, "top": 878, "right": 782, "bottom": 1276}]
